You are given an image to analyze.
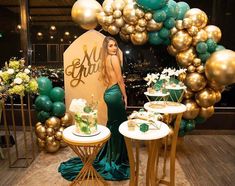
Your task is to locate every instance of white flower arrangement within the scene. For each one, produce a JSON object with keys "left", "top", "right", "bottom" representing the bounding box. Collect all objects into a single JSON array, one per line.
[
  {"left": 69, "top": 98, "right": 87, "bottom": 114},
  {"left": 0, "top": 58, "right": 38, "bottom": 96}
]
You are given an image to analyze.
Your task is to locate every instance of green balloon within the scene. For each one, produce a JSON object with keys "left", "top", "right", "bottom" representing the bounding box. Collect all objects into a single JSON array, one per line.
[
  {"left": 177, "top": 2, "right": 190, "bottom": 20},
  {"left": 199, "top": 52, "right": 211, "bottom": 62},
  {"left": 168, "top": 0, "right": 179, "bottom": 18},
  {"left": 180, "top": 119, "right": 187, "bottom": 130},
  {"left": 162, "top": 4, "right": 175, "bottom": 18},
  {"left": 41, "top": 100, "right": 53, "bottom": 112},
  {"left": 178, "top": 129, "right": 186, "bottom": 137},
  {"left": 37, "top": 77, "right": 53, "bottom": 96},
  {"left": 159, "top": 27, "right": 170, "bottom": 39},
  {"left": 185, "top": 120, "right": 196, "bottom": 132},
  {"left": 164, "top": 17, "right": 176, "bottom": 29},
  {"left": 215, "top": 45, "right": 225, "bottom": 51},
  {"left": 195, "top": 116, "right": 206, "bottom": 124},
  {"left": 136, "top": 0, "right": 168, "bottom": 11},
  {"left": 35, "top": 95, "right": 51, "bottom": 111},
  {"left": 162, "top": 38, "right": 171, "bottom": 45},
  {"left": 206, "top": 39, "right": 217, "bottom": 53},
  {"left": 49, "top": 87, "right": 65, "bottom": 102},
  {"left": 148, "top": 31, "right": 163, "bottom": 45},
  {"left": 196, "top": 42, "right": 208, "bottom": 54},
  {"left": 153, "top": 10, "right": 167, "bottom": 22},
  {"left": 37, "top": 110, "right": 50, "bottom": 123},
  {"left": 52, "top": 102, "right": 66, "bottom": 117}
]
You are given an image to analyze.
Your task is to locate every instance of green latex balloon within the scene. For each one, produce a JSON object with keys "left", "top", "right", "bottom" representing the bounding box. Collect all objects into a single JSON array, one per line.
[
  {"left": 52, "top": 101, "right": 66, "bottom": 117},
  {"left": 162, "top": 38, "right": 171, "bottom": 45},
  {"left": 162, "top": 4, "right": 175, "bottom": 18},
  {"left": 185, "top": 120, "right": 196, "bottom": 132},
  {"left": 196, "top": 42, "right": 208, "bottom": 54},
  {"left": 199, "top": 52, "right": 211, "bottom": 62},
  {"left": 136, "top": 0, "right": 167, "bottom": 11},
  {"left": 35, "top": 95, "right": 51, "bottom": 111},
  {"left": 177, "top": 2, "right": 190, "bottom": 20},
  {"left": 215, "top": 45, "right": 225, "bottom": 51},
  {"left": 37, "top": 77, "right": 53, "bottom": 96},
  {"left": 180, "top": 119, "right": 187, "bottom": 130},
  {"left": 148, "top": 31, "right": 163, "bottom": 45},
  {"left": 195, "top": 116, "right": 206, "bottom": 124},
  {"left": 168, "top": 0, "right": 179, "bottom": 18},
  {"left": 153, "top": 10, "right": 167, "bottom": 22},
  {"left": 178, "top": 129, "right": 186, "bottom": 137},
  {"left": 37, "top": 110, "right": 50, "bottom": 123},
  {"left": 41, "top": 99, "right": 53, "bottom": 112},
  {"left": 159, "top": 27, "right": 170, "bottom": 38},
  {"left": 164, "top": 17, "right": 176, "bottom": 29},
  {"left": 49, "top": 87, "right": 65, "bottom": 102},
  {"left": 206, "top": 39, "right": 217, "bottom": 53}
]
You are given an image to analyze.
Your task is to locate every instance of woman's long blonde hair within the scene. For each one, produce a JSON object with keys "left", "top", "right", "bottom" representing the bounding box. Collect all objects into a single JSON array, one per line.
[{"left": 99, "top": 36, "right": 121, "bottom": 86}]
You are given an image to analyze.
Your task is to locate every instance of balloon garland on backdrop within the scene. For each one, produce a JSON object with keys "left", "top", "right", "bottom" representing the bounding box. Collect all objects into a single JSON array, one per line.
[
  {"left": 71, "top": 0, "right": 235, "bottom": 136},
  {"left": 34, "top": 77, "right": 73, "bottom": 152}
]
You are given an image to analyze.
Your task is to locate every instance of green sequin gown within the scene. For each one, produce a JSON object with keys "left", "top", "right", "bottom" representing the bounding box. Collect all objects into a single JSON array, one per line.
[{"left": 58, "top": 84, "right": 130, "bottom": 181}]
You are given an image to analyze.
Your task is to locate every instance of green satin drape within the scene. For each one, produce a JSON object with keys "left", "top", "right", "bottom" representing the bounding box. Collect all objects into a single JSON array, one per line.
[{"left": 58, "top": 84, "right": 130, "bottom": 181}]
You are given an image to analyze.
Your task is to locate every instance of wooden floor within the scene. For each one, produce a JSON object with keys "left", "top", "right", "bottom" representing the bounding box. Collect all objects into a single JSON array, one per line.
[{"left": 0, "top": 132, "right": 235, "bottom": 186}]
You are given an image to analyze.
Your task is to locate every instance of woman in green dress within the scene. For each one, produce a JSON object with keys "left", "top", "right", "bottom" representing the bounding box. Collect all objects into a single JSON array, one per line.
[{"left": 58, "top": 36, "right": 130, "bottom": 181}]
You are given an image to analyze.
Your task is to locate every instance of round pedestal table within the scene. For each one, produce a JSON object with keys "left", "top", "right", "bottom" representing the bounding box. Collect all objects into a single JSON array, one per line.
[
  {"left": 119, "top": 120, "right": 170, "bottom": 186},
  {"left": 62, "top": 125, "right": 111, "bottom": 186}
]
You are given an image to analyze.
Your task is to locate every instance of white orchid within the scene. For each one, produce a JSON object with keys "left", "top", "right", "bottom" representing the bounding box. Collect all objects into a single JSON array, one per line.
[
  {"left": 7, "top": 68, "right": 14, "bottom": 74},
  {"left": 69, "top": 98, "right": 87, "bottom": 113},
  {"left": 144, "top": 73, "right": 159, "bottom": 86},
  {"left": 24, "top": 68, "right": 30, "bottom": 74},
  {"left": 14, "top": 77, "right": 23, "bottom": 84}
]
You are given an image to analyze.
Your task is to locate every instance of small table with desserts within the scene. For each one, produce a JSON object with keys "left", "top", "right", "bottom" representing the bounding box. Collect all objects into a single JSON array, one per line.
[
  {"left": 119, "top": 119, "right": 170, "bottom": 186},
  {"left": 144, "top": 101, "right": 186, "bottom": 186},
  {"left": 62, "top": 124, "right": 111, "bottom": 186}
]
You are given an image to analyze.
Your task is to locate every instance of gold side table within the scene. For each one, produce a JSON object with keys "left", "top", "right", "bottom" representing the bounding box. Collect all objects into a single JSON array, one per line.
[
  {"left": 62, "top": 125, "right": 111, "bottom": 186},
  {"left": 144, "top": 101, "right": 186, "bottom": 186},
  {"left": 119, "top": 120, "right": 170, "bottom": 186}
]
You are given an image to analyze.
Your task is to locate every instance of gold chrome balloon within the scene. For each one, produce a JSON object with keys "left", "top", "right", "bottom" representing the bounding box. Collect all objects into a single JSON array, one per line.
[
  {"left": 123, "top": 3, "right": 138, "bottom": 25},
  {"left": 185, "top": 72, "right": 207, "bottom": 92},
  {"left": 182, "top": 99, "right": 200, "bottom": 120},
  {"left": 46, "top": 140, "right": 60, "bottom": 153},
  {"left": 104, "top": 15, "right": 114, "bottom": 25},
  {"left": 108, "top": 25, "right": 120, "bottom": 35},
  {"left": 183, "top": 18, "right": 193, "bottom": 29},
  {"left": 199, "top": 106, "right": 214, "bottom": 118},
  {"left": 113, "top": 10, "right": 122, "bottom": 18},
  {"left": 175, "top": 20, "right": 184, "bottom": 30},
  {"left": 184, "top": 8, "right": 208, "bottom": 29},
  {"left": 97, "top": 12, "right": 106, "bottom": 25},
  {"left": 167, "top": 45, "right": 178, "bottom": 56},
  {"left": 55, "top": 131, "right": 63, "bottom": 141},
  {"left": 184, "top": 89, "right": 194, "bottom": 99},
  {"left": 35, "top": 122, "right": 42, "bottom": 129},
  {"left": 214, "top": 90, "right": 222, "bottom": 103},
  {"left": 46, "top": 127, "right": 55, "bottom": 137},
  {"left": 170, "top": 27, "right": 178, "bottom": 37},
  {"left": 172, "top": 31, "right": 192, "bottom": 52},
  {"left": 136, "top": 8, "right": 144, "bottom": 18},
  {"left": 196, "top": 65, "right": 205, "bottom": 73},
  {"left": 71, "top": 0, "right": 102, "bottom": 30},
  {"left": 35, "top": 125, "right": 47, "bottom": 140},
  {"left": 45, "top": 117, "right": 61, "bottom": 130},
  {"left": 176, "top": 47, "right": 196, "bottom": 67},
  {"left": 208, "top": 80, "right": 225, "bottom": 92},
  {"left": 115, "top": 17, "right": 125, "bottom": 28},
  {"left": 192, "top": 29, "right": 208, "bottom": 46},
  {"left": 195, "top": 88, "right": 216, "bottom": 108},
  {"left": 205, "top": 50, "right": 235, "bottom": 85},
  {"left": 112, "top": 0, "right": 125, "bottom": 10},
  {"left": 144, "top": 12, "right": 152, "bottom": 21},
  {"left": 147, "top": 19, "right": 162, "bottom": 32},
  {"left": 138, "top": 18, "right": 147, "bottom": 27},
  {"left": 103, "top": 4, "right": 113, "bottom": 15},
  {"left": 187, "top": 26, "right": 199, "bottom": 37},
  {"left": 37, "top": 138, "right": 46, "bottom": 148},
  {"left": 46, "top": 136, "right": 55, "bottom": 144},
  {"left": 178, "top": 72, "right": 187, "bottom": 82},
  {"left": 126, "top": 25, "right": 135, "bottom": 34},
  {"left": 187, "top": 65, "right": 196, "bottom": 73},
  {"left": 61, "top": 112, "right": 73, "bottom": 127},
  {"left": 204, "top": 25, "right": 222, "bottom": 43},
  {"left": 58, "top": 127, "right": 65, "bottom": 133},
  {"left": 120, "top": 32, "right": 130, "bottom": 42},
  {"left": 130, "top": 31, "right": 148, "bottom": 45},
  {"left": 193, "top": 58, "right": 201, "bottom": 67},
  {"left": 135, "top": 25, "right": 145, "bottom": 32}
]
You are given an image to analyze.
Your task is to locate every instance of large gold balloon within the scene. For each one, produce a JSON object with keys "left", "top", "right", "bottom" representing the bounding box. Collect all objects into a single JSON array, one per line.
[
  {"left": 184, "top": 89, "right": 194, "bottom": 99},
  {"left": 204, "top": 25, "right": 222, "bottom": 43},
  {"left": 46, "top": 140, "right": 60, "bottom": 153},
  {"left": 205, "top": 50, "right": 235, "bottom": 86},
  {"left": 195, "top": 88, "right": 216, "bottom": 108},
  {"left": 61, "top": 112, "right": 73, "bottom": 127},
  {"left": 208, "top": 80, "right": 225, "bottom": 92},
  {"left": 147, "top": 19, "right": 162, "bottom": 32},
  {"left": 108, "top": 25, "right": 120, "bottom": 35},
  {"left": 71, "top": 0, "right": 102, "bottom": 30},
  {"left": 192, "top": 29, "right": 208, "bottom": 45},
  {"left": 45, "top": 117, "right": 61, "bottom": 130},
  {"left": 182, "top": 99, "right": 200, "bottom": 120},
  {"left": 199, "top": 106, "right": 214, "bottom": 119},
  {"left": 123, "top": 3, "right": 138, "bottom": 25},
  {"left": 35, "top": 125, "right": 46, "bottom": 140},
  {"left": 184, "top": 8, "right": 208, "bottom": 29},
  {"left": 115, "top": 17, "right": 125, "bottom": 28},
  {"left": 185, "top": 72, "right": 207, "bottom": 92},
  {"left": 112, "top": 0, "right": 125, "bottom": 10},
  {"left": 172, "top": 31, "right": 192, "bottom": 52},
  {"left": 130, "top": 31, "right": 148, "bottom": 45},
  {"left": 176, "top": 47, "right": 196, "bottom": 67},
  {"left": 167, "top": 45, "right": 178, "bottom": 56}
]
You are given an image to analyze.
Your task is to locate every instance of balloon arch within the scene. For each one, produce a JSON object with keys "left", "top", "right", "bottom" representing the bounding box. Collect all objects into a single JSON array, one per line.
[{"left": 71, "top": 0, "right": 235, "bottom": 135}]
